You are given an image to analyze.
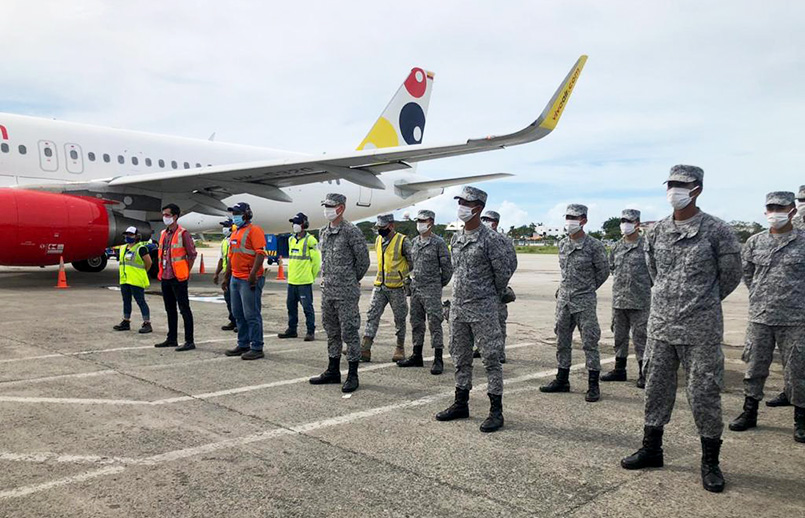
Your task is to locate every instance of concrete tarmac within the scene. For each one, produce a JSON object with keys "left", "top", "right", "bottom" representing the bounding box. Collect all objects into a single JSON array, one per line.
[{"left": 1, "top": 252, "right": 803, "bottom": 517}]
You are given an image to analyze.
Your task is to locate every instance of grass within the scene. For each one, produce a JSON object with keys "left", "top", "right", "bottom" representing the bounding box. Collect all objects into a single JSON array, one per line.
[{"left": 516, "top": 245, "right": 559, "bottom": 254}]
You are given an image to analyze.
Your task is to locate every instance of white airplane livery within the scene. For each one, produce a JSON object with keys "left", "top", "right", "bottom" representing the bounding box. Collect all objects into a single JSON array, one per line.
[{"left": 0, "top": 56, "right": 587, "bottom": 272}]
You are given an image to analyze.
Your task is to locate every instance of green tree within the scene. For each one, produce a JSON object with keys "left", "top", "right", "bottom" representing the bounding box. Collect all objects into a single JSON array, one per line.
[
  {"left": 602, "top": 217, "right": 622, "bottom": 241},
  {"left": 729, "top": 220, "right": 764, "bottom": 243}
]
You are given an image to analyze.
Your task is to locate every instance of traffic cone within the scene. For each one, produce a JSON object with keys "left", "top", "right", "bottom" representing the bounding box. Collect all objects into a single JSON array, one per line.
[
  {"left": 55, "top": 256, "right": 69, "bottom": 289},
  {"left": 199, "top": 254, "right": 206, "bottom": 274},
  {"left": 276, "top": 256, "right": 286, "bottom": 281}
]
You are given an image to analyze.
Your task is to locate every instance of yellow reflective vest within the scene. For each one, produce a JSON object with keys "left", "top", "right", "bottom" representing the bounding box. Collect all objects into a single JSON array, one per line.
[
  {"left": 374, "top": 233, "right": 409, "bottom": 288},
  {"left": 220, "top": 237, "right": 230, "bottom": 271},
  {"left": 288, "top": 233, "right": 321, "bottom": 285},
  {"left": 119, "top": 242, "right": 150, "bottom": 289}
]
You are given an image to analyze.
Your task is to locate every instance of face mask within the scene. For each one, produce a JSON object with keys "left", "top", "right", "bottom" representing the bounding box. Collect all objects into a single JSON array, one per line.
[
  {"left": 482, "top": 220, "right": 495, "bottom": 229},
  {"left": 797, "top": 201, "right": 805, "bottom": 213},
  {"left": 324, "top": 207, "right": 339, "bottom": 222},
  {"left": 417, "top": 222, "right": 430, "bottom": 234},
  {"left": 620, "top": 222, "right": 636, "bottom": 236},
  {"left": 292, "top": 224, "right": 302, "bottom": 234},
  {"left": 766, "top": 211, "right": 793, "bottom": 230},
  {"left": 378, "top": 227, "right": 391, "bottom": 238},
  {"left": 457, "top": 205, "right": 475, "bottom": 222},
  {"left": 565, "top": 220, "right": 582, "bottom": 235},
  {"left": 232, "top": 215, "right": 245, "bottom": 227},
  {"left": 162, "top": 215, "right": 174, "bottom": 226},
  {"left": 222, "top": 227, "right": 231, "bottom": 237},
  {"left": 667, "top": 187, "right": 698, "bottom": 210},
  {"left": 124, "top": 236, "right": 136, "bottom": 244}
]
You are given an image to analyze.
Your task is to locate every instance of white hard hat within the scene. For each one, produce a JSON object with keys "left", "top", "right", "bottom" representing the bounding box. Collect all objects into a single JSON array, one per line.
[{"left": 124, "top": 226, "right": 138, "bottom": 234}]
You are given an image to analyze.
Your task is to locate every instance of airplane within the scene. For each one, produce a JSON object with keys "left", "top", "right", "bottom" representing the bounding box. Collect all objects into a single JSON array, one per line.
[{"left": 0, "top": 56, "right": 587, "bottom": 272}]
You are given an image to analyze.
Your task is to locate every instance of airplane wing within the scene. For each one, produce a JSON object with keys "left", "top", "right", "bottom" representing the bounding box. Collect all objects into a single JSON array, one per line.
[{"left": 394, "top": 173, "right": 514, "bottom": 194}]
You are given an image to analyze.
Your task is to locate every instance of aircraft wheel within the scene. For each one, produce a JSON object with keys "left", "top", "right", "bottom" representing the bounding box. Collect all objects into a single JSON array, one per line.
[{"left": 72, "top": 255, "right": 108, "bottom": 273}]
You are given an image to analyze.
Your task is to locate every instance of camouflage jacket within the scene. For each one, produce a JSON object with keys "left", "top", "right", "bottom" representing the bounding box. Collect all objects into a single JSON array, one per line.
[
  {"left": 609, "top": 235, "right": 652, "bottom": 310},
  {"left": 557, "top": 234, "right": 609, "bottom": 313},
  {"left": 410, "top": 234, "right": 453, "bottom": 292},
  {"left": 794, "top": 216, "right": 805, "bottom": 231},
  {"left": 319, "top": 220, "right": 370, "bottom": 299}
]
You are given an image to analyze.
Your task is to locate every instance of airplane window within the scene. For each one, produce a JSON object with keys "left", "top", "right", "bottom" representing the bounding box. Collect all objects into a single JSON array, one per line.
[
  {"left": 1, "top": 143, "right": 8, "bottom": 153},
  {"left": 171, "top": 160, "right": 178, "bottom": 169},
  {"left": 70, "top": 150, "right": 78, "bottom": 160},
  {"left": 195, "top": 163, "right": 201, "bottom": 168},
  {"left": 117, "top": 155, "right": 124, "bottom": 164},
  {"left": 158, "top": 159, "right": 165, "bottom": 168},
  {"left": 19, "top": 145, "right": 27, "bottom": 155},
  {"left": 145, "top": 158, "right": 152, "bottom": 167},
  {"left": 183, "top": 162, "right": 190, "bottom": 169},
  {"left": 44, "top": 147, "right": 53, "bottom": 157},
  {"left": 132, "top": 156, "right": 139, "bottom": 165},
  {"left": 88, "top": 152, "right": 96, "bottom": 161},
  {"left": 103, "top": 153, "right": 110, "bottom": 163}
]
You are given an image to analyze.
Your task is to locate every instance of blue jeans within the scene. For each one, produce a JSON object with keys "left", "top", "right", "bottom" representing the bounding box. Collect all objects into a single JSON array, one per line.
[
  {"left": 230, "top": 276, "right": 265, "bottom": 351},
  {"left": 223, "top": 286, "right": 235, "bottom": 324},
  {"left": 121, "top": 284, "right": 150, "bottom": 321},
  {"left": 287, "top": 284, "right": 315, "bottom": 334}
]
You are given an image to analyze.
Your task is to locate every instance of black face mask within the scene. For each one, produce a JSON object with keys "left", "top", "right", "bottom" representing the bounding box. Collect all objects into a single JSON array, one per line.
[{"left": 378, "top": 227, "right": 391, "bottom": 238}]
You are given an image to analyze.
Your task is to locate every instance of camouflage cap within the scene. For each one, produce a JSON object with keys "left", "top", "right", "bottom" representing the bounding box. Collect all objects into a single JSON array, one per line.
[
  {"left": 482, "top": 210, "right": 501, "bottom": 222},
  {"left": 453, "top": 186, "right": 488, "bottom": 204},
  {"left": 416, "top": 209, "right": 435, "bottom": 221},
  {"left": 321, "top": 193, "right": 346, "bottom": 207},
  {"left": 374, "top": 213, "right": 394, "bottom": 228},
  {"left": 798, "top": 185, "right": 805, "bottom": 200},
  {"left": 766, "top": 191, "right": 795, "bottom": 206},
  {"left": 621, "top": 209, "right": 641, "bottom": 221},
  {"left": 666, "top": 164, "right": 704, "bottom": 184},
  {"left": 565, "top": 204, "right": 588, "bottom": 217}
]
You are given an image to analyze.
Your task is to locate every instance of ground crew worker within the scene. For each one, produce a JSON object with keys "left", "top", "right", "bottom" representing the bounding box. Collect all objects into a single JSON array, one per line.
[
  {"left": 114, "top": 226, "right": 153, "bottom": 334},
  {"left": 621, "top": 165, "right": 741, "bottom": 494},
  {"left": 481, "top": 210, "right": 515, "bottom": 363},
  {"left": 602, "top": 209, "right": 651, "bottom": 388},
  {"left": 279, "top": 212, "right": 321, "bottom": 341},
  {"left": 729, "top": 191, "right": 805, "bottom": 444},
  {"left": 221, "top": 202, "right": 267, "bottom": 360},
  {"left": 309, "top": 193, "right": 370, "bottom": 393},
  {"left": 361, "top": 214, "right": 412, "bottom": 363},
  {"left": 540, "top": 204, "right": 609, "bottom": 402},
  {"left": 155, "top": 204, "right": 197, "bottom": 351},
  {"left": 397, "top": 209, "right": 453, "bottom": 374},
  {"left": 435, "top": 186, "right": 516, "bottom": 433},
  {"left": 213, "top": 219, "right": 237, "bottom": 333}
]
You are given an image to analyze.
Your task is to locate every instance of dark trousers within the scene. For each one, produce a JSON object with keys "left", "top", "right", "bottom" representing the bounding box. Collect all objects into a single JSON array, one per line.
[
  {"left": 223, "top": 286, "right": 236, "bottom": 324},
  {"left": 161, "top": 278, "right": 194, "bottom": 343},
  {"left": 121, "top": 284, "right": 150, "bottom": 321},
  {"left": 287, "top": 283, "right": 315, "bottom": 334}
]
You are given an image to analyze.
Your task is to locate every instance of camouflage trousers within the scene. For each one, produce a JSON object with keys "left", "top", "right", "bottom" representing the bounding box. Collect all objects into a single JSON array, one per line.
[
  {"left": 644, "top": 339, "right": 724, "bottom": 438},
  {"left": 555, "top": 304, "right": 601, "bottom": 371},
  {"left": 364, "top": 286, "right": 408, "bottom": 342},
  {"left": 322, "top": 295, "right": 361, "bottom": 363},
  {"left": 612, "top": 308, "right": 648, "bottom": 362},
  {"left": 742, "top": 323, "right": 805, "bottom": 407},
  {"left": 410, "top": 288, "right": 444, "bottom": 350},
  {"left": 499, "top": 303, "right": 509, "bottom": 346},
  {"left": 450, "top": 315, "right": 504, "bottom": 396}
]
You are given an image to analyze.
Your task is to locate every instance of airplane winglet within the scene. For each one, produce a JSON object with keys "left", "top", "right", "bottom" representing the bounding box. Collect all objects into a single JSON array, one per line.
[{"left": 535, "top": 55, "right": 587, "bottom": 132}]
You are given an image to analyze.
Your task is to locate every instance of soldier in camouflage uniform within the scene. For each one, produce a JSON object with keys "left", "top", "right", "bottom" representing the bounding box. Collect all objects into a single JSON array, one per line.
[
  {"left": 435, "top": 186, "right": 516, "bottom": 433},
  {"left": 481, "top": 210, "right": 516, "bottom": 363},
  {"left": 621, "top": 165, "right": 742, "bottom": 494},
  {"left": 729, "top": 191, "right": 805, "bottom": 444},
  {"left": 398, "top": 210, "right": 453, "bottom": 374},
  {"left": 309, "top": 193, "right": 370, "bottom": 393},
  {"left": 794, "top": 185, "right": 805, "bottom": 231},
  {"left": 602, "top": 209, "right": 652, "bottom": 388},
  {"left": 540, "top": 204, "right": 609, "bottom": 403},
  {"left": 361, "top": 214, "right": 412, "bottom": 362}
]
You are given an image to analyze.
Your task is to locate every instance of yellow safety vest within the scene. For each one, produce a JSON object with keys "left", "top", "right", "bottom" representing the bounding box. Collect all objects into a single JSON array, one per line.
[
  {"left": 220, "top": 237, "right": 230, "bottom": 271},
  {"left": 288, "top": 234, "right": 320, "bottom": 285},
  {"left": 119, "top": 242, "right": 150, "bottom": 288},
  {"left": 374, "top": 233, "right": 409, "bottom": 288}
]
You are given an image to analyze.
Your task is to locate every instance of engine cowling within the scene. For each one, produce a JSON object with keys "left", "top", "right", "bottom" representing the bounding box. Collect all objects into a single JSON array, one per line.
[{"left": 0, "top": 189, "right": 151, "bottom": 266}]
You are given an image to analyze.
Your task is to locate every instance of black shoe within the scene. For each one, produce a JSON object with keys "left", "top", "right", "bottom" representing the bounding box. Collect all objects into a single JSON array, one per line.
[
  {"left": 621, "top": 426, "right": 664, "bottom": 470},
  {"left": 113, "top": 320, "right": 131, "bottom": 331},
  {"left": 278, "top": 329, "right": 298, "bottom": 339},
  {"left": 221, "top": 322, "right": 236, "bottom": 331},
  {"left": 155, "top": 339, "right": 178, "bottom": 348},
  {"left": 767, "top": 392, "right": 791, "bottom": 407},
  {"left": 636, "top": 360, "right": 646, "bottom": 389},
  {"left": 499, "top": 353, "right": 507, "bottom": 364},
  {"left": 601, "top": 357, "right": 627, "bottom": 382},
  {"left": 225, "top": 347, "right": 249, "bottom": 356},
  {"left": 729, "top": 397, "right": 759, "bottom": 432},
  {"left": 585, "top": 370, "right": 600, "bottom": 402},
  {"left": 479, "top": 393, "right": 504, "bottom": 433},
  {"left": 398, "top": 345, "right": 424, "bottom": 368},
  {"left": 436, "top": 388, "right": 470, "bottom": 421},
  {"left": 341, "top": 361, "right": 359, "bottom": 393},
  {"left": 304, "top": 333, "right": 315, "bottom": 342},
  {"left": 431, "top": 348, "right": 444, "bottom": 375},
  {"left": 309, "top": 357, "right": 342, "bottom": 385},
  {"left": 175, "top": 342, "right": 196, "bottom": 352},
  {"left": 701, "top": 437, "right": 725, "bottom": 493},
  {"left": 795, "top": 406, "right": 805, "bottom": 443},
  {"left": 540, "top": 368, "right": 570, "bottom": 393},
  {"left": 139, "top": 322, "right": 153, "bottom": 334},
  {"left": 472, "top": 349, "right": 481, "bottom": 359},
  {"left": 242, "top": 349, "right": 264, "bottom": 360}
]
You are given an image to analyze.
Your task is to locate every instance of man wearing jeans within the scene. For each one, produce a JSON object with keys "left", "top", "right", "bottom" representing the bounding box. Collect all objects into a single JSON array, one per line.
[
  {"left": 279, "top": 212, "right": 321, "bottom": 341},
  {"left": 222, "top": 202, "right": 268, "bottom": 360}
]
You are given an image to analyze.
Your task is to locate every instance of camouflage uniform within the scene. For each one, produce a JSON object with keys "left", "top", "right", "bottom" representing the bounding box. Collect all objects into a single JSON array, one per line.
[
  {"left": 795, "top": 185, "right": 805, "bottom": 231},
  {"left": 319, "top": 200, "right": 370, "bottom": 363},
  {"left": 741, "top": 193, "right": 805, "bottom": 407},
  {"left": 555, "top": 212, "right": 610, "bottom": 372},
  {"left": 363, "top": 228, "right": 413, "bottom": 343},
  {"left": 409, "top": 227, "right": 453, "bottom": 350},
  {"left": 643, "top": 205, "right": 742, "bottom": 438}
]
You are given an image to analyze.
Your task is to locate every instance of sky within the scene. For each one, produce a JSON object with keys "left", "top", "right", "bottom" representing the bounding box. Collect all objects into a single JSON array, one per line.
[{"left": 2, "top": 1, "right": 804, "bottom": 231}]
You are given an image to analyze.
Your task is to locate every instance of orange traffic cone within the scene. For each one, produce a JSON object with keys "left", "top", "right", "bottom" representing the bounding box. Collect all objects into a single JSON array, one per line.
[
  {"left": 276, "top": 256, "right": 286, "bottom": 281},
  {"left": 55, "top": 256, "right": 69, "bottom": 289},
  {"left": 199, "top": 254, "right": 206, "bottom": 274}
]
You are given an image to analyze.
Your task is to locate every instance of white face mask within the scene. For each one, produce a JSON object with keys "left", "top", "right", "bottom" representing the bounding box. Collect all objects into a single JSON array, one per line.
[
  {"left": 565, "top": 220, "right": 582, "bottom": 235},
  {"left": 796, "top": 201, "right": 805, "bottom": 213},
  {"left": 667, "top": 187, "right": 697, "bottom": 210},
  {"left": 766, "top": 211, "right": 793, "bottom": 230},
  {"left": 482, "top": 220, "right": 495, "bottom": 229},
  {"left": 324, "top": 207, "right": 339, "bottom": 222},
  {"left": 292, "top": 224, "right": 303, "bottom": 234},
  {"left": 222, "top": 227, "right": 231, "bottom": 237},
  {"left": 416, "top": 222, "right": 431, "bottom": 234},
  {"left": 620, "top": 222, "right": 636, "bottom": 236},
  {"left": 163, "top": 215, "right": 175, "bottom": 226},
  {"left": 457, "top": 205, "right": 475, "bottom": 222}
]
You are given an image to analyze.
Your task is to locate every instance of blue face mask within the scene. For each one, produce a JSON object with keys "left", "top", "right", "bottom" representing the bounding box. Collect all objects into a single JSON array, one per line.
[
  {"left": 124, "top": 236, "right": 136, "bottom": 244},
  {"left": 232, "top": 215, "right": 245, "bottom": 227}
]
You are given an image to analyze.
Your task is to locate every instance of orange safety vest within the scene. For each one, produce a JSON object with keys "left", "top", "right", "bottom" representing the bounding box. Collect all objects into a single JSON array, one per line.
[{"left": 158, "top": 226, "right": 190, "bottom": 281}]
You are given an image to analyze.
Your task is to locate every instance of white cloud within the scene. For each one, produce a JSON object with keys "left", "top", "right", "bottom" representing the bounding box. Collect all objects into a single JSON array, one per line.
[{"left": 493, "top": 200, "right": 530, "bottom": 229}]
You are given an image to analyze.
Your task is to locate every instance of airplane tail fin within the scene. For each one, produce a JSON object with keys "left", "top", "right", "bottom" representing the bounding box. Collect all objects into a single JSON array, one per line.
[{"left": 357, "top": 68, "right": 434, "bottom": 151}]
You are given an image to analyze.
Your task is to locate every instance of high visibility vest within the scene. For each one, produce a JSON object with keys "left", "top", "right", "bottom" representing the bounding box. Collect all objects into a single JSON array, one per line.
[
  {"left": 374, "top": 233, "right": 409, "bottom": 288},
  {"left": 288, "top": 234, "right": 319, "bottom": 285},
  {"left": 158, "top": 226, "right": 190, "bottom": 281},
  {"left": 119, "top": 242, "right": 150, "bottom": 288},
  {"left": 220, "top": 237, "right": 230, "bottom": 271}
]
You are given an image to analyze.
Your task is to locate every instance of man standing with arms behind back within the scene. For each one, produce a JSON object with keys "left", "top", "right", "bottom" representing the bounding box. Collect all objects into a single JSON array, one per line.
[{"left": 279, "top": 212, "right": 321, "bottom": 342}]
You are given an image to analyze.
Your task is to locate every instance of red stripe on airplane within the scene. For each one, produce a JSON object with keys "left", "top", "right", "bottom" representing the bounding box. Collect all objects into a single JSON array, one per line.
[{"left": 0, "top": 125, "right": 7, "bottom": 140}]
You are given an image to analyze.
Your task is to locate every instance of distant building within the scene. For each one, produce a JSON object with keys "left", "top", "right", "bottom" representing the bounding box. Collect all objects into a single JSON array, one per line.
[{"left": 535, "top": 225, "right": 563, "bottom": 238}]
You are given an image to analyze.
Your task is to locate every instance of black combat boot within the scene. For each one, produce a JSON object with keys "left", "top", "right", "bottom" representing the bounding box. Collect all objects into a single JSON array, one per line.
[
  {"left": 700, "top": 437, "right": 725, "bottom": 493},
  {"left": 766, "top": 392, "right": 791, "bottom": 407},
  {"left": 636, "top": 360, "right": 646, "bottom": 389},
  {"left": 435, "top": 388, "right": 470, "bottom": 421},
  {"left": 341, "top": 361, "right": 359, "bottom": 393},
  {"left": 277, "top": 329, "right": 298, "bottom": 339},
  {"left": 430, "top": 348, "right": 444, "bottom": 375},
  {"left": 309, "top": 357, "right": 342, "bottom": 385},
  {"left": 621, "top": 426, "right": 664, "bottom": 470},
  {"left": 397, "top": 345, "right": 424, "bottom": 367},
  {"left": 113, "top": 320, "right": 131, "bottom": 331},
  {"left": 539, "top": 368, "right": 570, "bottom": 393},
  {"left": 728, "top": 397, "right": 759, "bottom": 432},
  {"left": 601, "top": 357, "right": 627, "bottom": 382},
  {"left": 795, "top": 406, "right": 805, "bottom": 443},
  {"left": 585, "top": 370, "right": 601, "bottom": 402},
  {"left": 480, "top": 393, "right": 504, "bottom": 433}
]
